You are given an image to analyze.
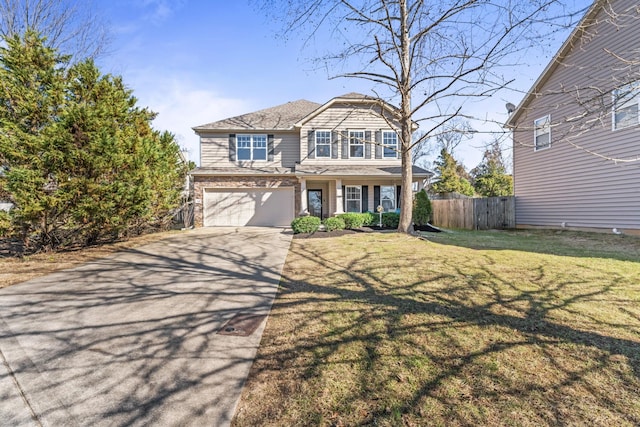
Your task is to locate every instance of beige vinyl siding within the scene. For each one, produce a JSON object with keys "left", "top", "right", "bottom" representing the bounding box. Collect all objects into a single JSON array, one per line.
[
  {"left": 199, "top": 131, "right": 300, "bottom": 168},
  {"left": 512, "top": 0, "right": 640, "bottom": 230},
  {"left": 301, "top": 103, "right": 402, "bottom": 165}
]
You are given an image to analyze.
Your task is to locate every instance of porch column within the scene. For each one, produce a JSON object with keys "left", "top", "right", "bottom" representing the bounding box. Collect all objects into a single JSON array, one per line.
[
  {"left": 299, "top": 178, "right": 308, "bottom": 215},
  {"left": 334, "top": 179, "right": 344, "bottom": 214}
]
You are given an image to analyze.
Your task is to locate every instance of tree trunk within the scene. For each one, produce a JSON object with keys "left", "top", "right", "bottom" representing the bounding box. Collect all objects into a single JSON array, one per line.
[{"left": 397, "top": 0, "right": 413, "bottom": 234}]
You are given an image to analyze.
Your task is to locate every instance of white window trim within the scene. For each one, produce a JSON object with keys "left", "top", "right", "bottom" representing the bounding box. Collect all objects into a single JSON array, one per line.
[
  {"left": 349, "top": 130, "right": 365, "bottom": 159},
  {"left": 612, "top": 81, "right": 640, "bottom": 131},
  {"left": 533, "top": 115, "right": 551, "bottom": 151},
  {"left": 315, "top": 130, "right": 332, "bottom": 158},
  {"left": 236, "top": 134, "right": 267, "bottom": 161},
  {"left": 345, "top": 185, "right": 362, "bottom": 213},
  {"left": 382, "top": 130, "right": 398, "bottom": 159},
  {"left": 380, "top": 185, "right": 396, "bottom": 212}
]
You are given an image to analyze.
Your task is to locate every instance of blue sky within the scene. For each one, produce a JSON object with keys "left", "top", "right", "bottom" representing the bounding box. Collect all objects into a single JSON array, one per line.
[{"left": 96, "top": 0, "right": 585, "bottom": 169}]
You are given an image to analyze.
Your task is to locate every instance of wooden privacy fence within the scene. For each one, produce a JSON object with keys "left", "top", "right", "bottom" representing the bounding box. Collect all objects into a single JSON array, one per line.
[{"left": 431, "top": 196, "right": 515, "bottom": 230}]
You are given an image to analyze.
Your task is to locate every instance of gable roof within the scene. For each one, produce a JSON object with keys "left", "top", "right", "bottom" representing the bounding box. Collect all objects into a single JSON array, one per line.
[
  {"left": 294, "top": 92, "right": 407, "bottom": 127},
  {"left": 193, "top": 99, "right": 322, "bottom": 132},
  {"left": 505, "top": 0, "right": 604, "bottom": 127}
]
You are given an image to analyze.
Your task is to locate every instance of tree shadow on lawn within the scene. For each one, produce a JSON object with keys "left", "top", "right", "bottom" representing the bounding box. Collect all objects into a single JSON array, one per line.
[
  {"left": 234, "top": 235, "right": 640, "bottom": 426},
  {"left": 421, "top": 228, "right": 640, "bottom": 263}
]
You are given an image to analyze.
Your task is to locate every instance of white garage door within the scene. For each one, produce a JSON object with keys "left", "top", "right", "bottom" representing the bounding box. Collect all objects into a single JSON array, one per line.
[{"left": 203, "top": 188, "right": 295, "bottom": 226}]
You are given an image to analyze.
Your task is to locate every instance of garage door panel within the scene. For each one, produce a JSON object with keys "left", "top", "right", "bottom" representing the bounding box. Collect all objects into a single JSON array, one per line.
[{"left": 204, "top": 188, "right": 294, "bottom": 227}]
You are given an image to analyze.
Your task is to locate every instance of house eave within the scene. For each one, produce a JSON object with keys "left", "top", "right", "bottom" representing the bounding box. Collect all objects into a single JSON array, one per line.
[{"left": 505, "top": 0, "right": 605, "bottom": 127}]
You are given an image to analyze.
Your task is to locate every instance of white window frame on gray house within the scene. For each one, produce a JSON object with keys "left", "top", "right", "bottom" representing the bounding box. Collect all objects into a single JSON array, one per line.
[
  {"left": 349, "top": 130, "right": 365, "bottom": 158},
  {"left": 612, "top": 81, "right": 640, "bottom": 130},
  {"left": 533, "top": 115, "right": 551, "bottom": 151},
  {"left": 380, "top": 185, "right": 395, "bottom": 212},
  {"left": 382, "top": 131, "right": 398, "bottom": 158},
  {"left": 237, "top": 134, "right": 267, "bottom": 161},
  {"left": 315, "top": 130, "right": 331, "bottom": 158},
  {"left": 345, "top": 185, "right": 361, "bottom": 212}
]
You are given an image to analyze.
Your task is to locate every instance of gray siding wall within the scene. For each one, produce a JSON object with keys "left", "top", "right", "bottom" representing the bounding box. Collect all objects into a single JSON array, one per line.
[
  {"left": 300, "top": 103, "right": 402, "bottom": 165},
  {"left": 199, "top": 130, "right": 300, "bottom": 168},
  {"left": 512, "top": 0, "right": 640, "bottom": 230}
]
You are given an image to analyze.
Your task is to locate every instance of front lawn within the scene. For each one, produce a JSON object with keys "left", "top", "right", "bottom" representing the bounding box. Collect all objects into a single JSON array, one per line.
[{"left": 233, "top": 229, "right": 640, "bottom": 426}]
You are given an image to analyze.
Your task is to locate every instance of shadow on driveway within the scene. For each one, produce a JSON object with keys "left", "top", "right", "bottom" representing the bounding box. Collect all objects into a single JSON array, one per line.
[{"left": 0, "top": 227, "right": 292, "bottom": 427}]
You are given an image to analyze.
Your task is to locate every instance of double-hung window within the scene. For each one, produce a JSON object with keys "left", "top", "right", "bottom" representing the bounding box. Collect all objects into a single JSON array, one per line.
[
  {"left": 533, "top": 115, "right": 551, "bottom": 151},
  {"left": 237, "top": 134, "right": 267, "bottom": 161},
  {"left": 345, "top": 185, "right": 361, "bottom": 213},
  {"left": 315, "top": 130, "right": 331, "bottom": 158},
  {"left": 382, "top": 131, "right": 398, "bottom": 158},
  {"left": 349, "top": 130, "right": 364, "bottom": 158},
  {"left": 380, "top": 186, "right": 396, "bottom": 212},
  {"left": 613, "top": 81, "right": 640, "bottom": 130}
]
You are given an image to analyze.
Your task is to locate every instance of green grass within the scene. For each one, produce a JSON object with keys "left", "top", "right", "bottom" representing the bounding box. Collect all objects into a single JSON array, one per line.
[{"left": 232, "top": 230, "right": 640, "bottom": 427}]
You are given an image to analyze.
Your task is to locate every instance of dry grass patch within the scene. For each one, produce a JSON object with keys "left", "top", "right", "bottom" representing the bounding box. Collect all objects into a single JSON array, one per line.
[
  {"left": 233, "top": 230, "right": 640, "bottom": 427},
  {"left": 0, "top": 230, "right": 182, "bottom": 288}
]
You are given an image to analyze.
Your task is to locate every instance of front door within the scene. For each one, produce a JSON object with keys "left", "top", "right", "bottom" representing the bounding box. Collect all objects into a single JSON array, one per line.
[{"left": 308, "top": 190, "right": 323, "bottom": 218}]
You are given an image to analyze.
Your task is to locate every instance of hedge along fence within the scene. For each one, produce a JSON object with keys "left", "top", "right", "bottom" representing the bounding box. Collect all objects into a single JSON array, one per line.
[{"left": 431, "top": 196, "right": 515, "bottom": 230}]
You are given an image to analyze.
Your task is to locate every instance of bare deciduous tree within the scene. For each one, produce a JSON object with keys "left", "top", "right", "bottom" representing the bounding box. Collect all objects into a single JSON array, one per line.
[
  {"left": 260, "top": 0, "right": 585, "bottom": 233},
  {"left": 0, "top": 0, "right": 109, "bottom": 61}
]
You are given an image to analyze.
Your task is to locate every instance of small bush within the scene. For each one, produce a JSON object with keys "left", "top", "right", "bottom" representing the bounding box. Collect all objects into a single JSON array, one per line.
[
  {"left": 381, "top": 212, "right": 400, "bottom": 228},
  {"left": 413, "top": 189, "right": 432, "bottom": 226},
  {"left": 338, "top": 213, "right": 366, "bottom": 229},
  {"left": 323, "top": 216, "right": 345, "bottom": 232},
  {"left": 361, "top": 211, "right": 376, "bottom": 226},
  {"left": 291, "top": 216, "right": 321, "bottom": 234}
]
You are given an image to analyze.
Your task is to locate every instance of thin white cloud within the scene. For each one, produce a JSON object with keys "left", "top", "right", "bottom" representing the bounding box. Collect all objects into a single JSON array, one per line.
[
  {"left": 138, "top": 0, "right": 186, "bottom": 24},
  {"left": 131, "top": 76, "right": 249, "bottom": 165}
]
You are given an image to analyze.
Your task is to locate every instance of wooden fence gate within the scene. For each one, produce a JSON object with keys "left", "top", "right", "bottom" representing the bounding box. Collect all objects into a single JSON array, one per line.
[{"left": 431, "top": 196, "right": 515, "bottom": 230}]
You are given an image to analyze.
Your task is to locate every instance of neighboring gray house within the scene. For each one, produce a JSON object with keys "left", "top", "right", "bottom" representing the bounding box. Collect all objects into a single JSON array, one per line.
[
  {"left": 191, "top": 93, "right": 431, "bottom": 227},
  {"left": 506, "top": 0, "right": 640, "bottom": 235}
]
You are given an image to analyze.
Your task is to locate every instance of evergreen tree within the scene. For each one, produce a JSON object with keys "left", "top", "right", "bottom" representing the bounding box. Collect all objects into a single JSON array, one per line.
[
  {"left": 471, "top": 141, "right": 513, "bottom": 197},
  {"left": 431, "top": 148, "right": 475, "bottom": 197},
  {"left": 412, "top": 189, "right": 432, "bottom": 225},
  {"left": 0, "top": 31, "right": 187, "bottom": 250}
]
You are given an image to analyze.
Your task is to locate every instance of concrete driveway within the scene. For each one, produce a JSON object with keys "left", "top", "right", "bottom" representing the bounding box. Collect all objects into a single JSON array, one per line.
[{"left": 0, "top": 227, "right": 292, "bottom": 426}]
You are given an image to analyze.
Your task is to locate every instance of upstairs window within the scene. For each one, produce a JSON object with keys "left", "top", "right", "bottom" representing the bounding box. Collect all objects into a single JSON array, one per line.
[
  {"left": 382, "top": 131, "right": 398, "bottom": 158},
  {"left": 349, "top": 130, "right": 364, "bottom": 158},
  {"left": 315, "top": 130, "right": 331, "bottom": 158},
  {"left": 534, "top": 115, "right": 551, "bottom": 151},
  {"left": 237, "top": 134, "right": 267, "bottom": 161},
  {"left": 613, "top": 81, "right": 640, "bottom": 130}
]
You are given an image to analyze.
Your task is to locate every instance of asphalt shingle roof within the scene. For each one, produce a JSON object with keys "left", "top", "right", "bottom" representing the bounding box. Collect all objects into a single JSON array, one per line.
[{"left": 193, "top": 99, "right": 321, "bottom": 131}]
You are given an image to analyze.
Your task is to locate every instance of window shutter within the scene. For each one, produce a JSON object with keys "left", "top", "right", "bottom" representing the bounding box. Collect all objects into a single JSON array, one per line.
[
  {"left": 229, "top": 134, "right": 236, "bottom": 161},
  {"left": 268, "top": 134, "right": 274, "bottom": 162},
  {"left": 396, "top": 185, "right": 402, "bottom": 210},
  {"left": 365, "top": 131, "right": 372, "bottom": 159},
  {"left": 307, "top": 130, "right": 315, "bottom": 159},
  {"left": 362, "top": 185, "right": 369, "bottom": 212},
  {"left": 331, "top": 131, "right": 339, "bottom": 159},
  {"left": 374, "top": 185, "right": 380, "bottom": 209},
  {"left": 375, "top": 131, "right": 382, "bottom": 159},
  {"left": 342, "top": 185, "right": 346, "bottom": 212},
  {"left": 341, "top": 131, "right": 348, "bottom": 158},
  {"left": 397, "top": 138, "right": 401, "bottom": 159}
]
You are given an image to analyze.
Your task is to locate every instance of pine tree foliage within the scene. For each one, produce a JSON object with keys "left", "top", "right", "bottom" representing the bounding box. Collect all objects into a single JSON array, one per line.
[
  {"left": 470, "top": 141, "right": 513, "bottom": 197},
  {"left": 431, "top": 148, "right": 475, "bottom": 197},
  {"left": 412, "top": 189, "right": 431, "bottom": 226},
  {"left": 0, "top": 31, "right": 187, "bottom": 250}
]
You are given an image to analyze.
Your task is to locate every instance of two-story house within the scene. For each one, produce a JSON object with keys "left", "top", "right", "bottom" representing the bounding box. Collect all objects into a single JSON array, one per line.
[
  {"left": 191, "top": 93, "right": 431, "bottom": 227},
  {"left": 506, "top": 0, "right": 640, "bottom": 235}
]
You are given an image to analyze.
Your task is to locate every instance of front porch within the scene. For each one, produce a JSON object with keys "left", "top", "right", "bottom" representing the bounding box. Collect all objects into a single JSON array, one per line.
[{"left": 298, "top": 177, "right": 423, "bottom": 219}]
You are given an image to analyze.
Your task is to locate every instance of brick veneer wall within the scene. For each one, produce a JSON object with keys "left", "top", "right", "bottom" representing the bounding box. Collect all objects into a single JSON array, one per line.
[{"left": 193, "top": 175, "right": 301, "bottom": 227}]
